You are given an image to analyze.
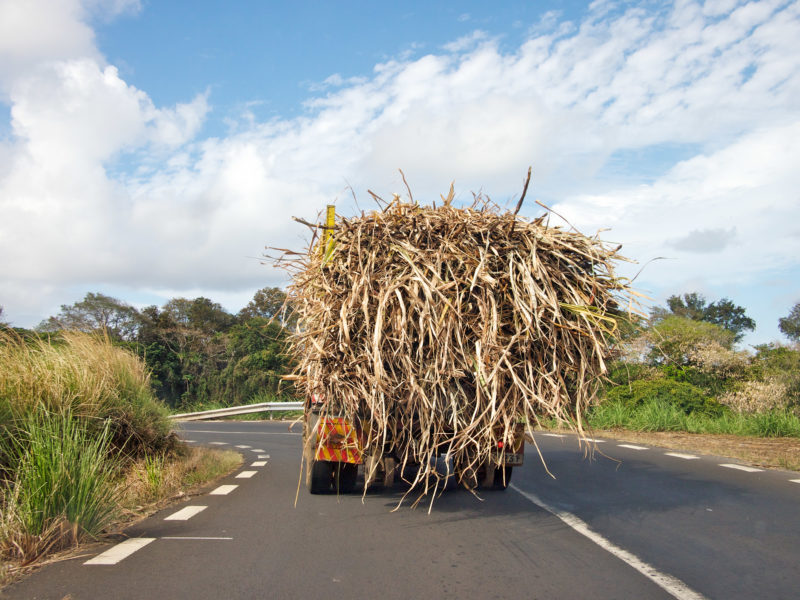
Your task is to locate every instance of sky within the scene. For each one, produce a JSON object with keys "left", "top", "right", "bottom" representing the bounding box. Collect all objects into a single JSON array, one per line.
[{"left": 0, "top": 0, "right": 798, "bottom": 347}]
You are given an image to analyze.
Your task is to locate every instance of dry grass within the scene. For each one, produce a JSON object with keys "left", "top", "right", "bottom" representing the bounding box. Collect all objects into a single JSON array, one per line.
[
  {"left": 0, "top": 330, "right": 172, "bottom": 454},
  {"left": 277, "top": 187, "right": 634, "bottom": 504},
  {"left": 117, "top": 446, "right": 242, "bottom": 515},
  {"left": 589, "top": 429, "right": 800, "bottom": 471}
]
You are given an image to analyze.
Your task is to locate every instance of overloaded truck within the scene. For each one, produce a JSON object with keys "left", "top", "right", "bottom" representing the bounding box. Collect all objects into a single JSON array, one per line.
[{"left": 283, "top": 189, "right": 627, "bottom": 503}]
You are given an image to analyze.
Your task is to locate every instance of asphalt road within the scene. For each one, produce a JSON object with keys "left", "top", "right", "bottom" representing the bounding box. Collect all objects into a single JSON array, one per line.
[{"left": 3, "top": 421, "right": 799, "bottom": 600}]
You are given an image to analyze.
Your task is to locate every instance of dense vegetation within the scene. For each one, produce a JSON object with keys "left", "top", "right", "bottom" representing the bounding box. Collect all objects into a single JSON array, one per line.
[
  {"left": 0, "top": 331, "right": 240, "bottom": 576},
  {"left": 33, "top": 287, "right": 296, "bottom": 410},
  {"left": 590, "top": 295, "right": 800, "bottom": 437}
]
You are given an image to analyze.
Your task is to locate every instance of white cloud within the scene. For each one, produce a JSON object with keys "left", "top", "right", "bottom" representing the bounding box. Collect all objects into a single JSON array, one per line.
[{"left": 0, "top": 0, "right": 798, "bottom": 343}]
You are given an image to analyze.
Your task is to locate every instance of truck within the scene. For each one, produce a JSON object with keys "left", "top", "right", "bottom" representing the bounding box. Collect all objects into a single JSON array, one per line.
[
  {"left": 299, "top": 204, "right": 526, "bottom": 495},
  {"left": 302, "top": 394, "right": 525, "bottom": 494}
]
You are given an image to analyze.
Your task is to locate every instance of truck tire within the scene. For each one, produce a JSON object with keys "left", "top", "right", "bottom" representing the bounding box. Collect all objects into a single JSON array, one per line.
[
  {"left": 481, "top": 465, "right": 512, "bottom": 490},
  {"left": 334, "top": 462, "right": 357, "bottom": 494},
  {"left": 308, "top": 459, "right": 334, "bottom": 494}
]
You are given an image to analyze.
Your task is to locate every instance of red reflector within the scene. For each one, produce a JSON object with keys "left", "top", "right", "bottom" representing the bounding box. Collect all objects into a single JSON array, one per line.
[{"left": 497, "top": 441, "right": 504, "bottom": 449}]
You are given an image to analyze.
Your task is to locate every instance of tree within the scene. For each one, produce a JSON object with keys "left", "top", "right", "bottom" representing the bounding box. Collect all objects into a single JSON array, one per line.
[
  {"left": 238, "top": 287, "right": 295, "bottom": 326},
  {"left": 778, "top": 302, "right": 800, "bottom": 342},
  {"left": 648, "top": 316, "right": 736, "bottom": 365},
  {"left": 651, "top": 292, "right": 755, "bottom": 342},
  {"left": 37, "top": 292, "right": 140, "bottom": 340}
]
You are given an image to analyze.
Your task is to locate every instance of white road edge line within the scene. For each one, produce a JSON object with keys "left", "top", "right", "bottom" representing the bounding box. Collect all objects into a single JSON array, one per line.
[
  {"left": 164, "top": 505, "right": 207, "bottom": 521},
  {"left": 618, "top": 444, "right": 649, "bottom": 450},
  {"left": 84, "top": 538, "right": 156, "bottom": 565},
  {"left": 209, "top": 485, "right": 238, "bottom": 495},
  {"left": 719, "top": 464, "right": 762, "bottom": 473},
  {"left": 510, "top": 484, "right": 707, "bottom": 600},
  {"left": 251, "top": 461, "right": 267, "bottom": 467},
  {"left": 236, "top": 470, "right": 257, "bottom": 479},
  {"left": 161, "top": 537, "right": 233, "bottom": 540},
  {"left": 664, "top": 452, "right": 699, "bottom": 460}
]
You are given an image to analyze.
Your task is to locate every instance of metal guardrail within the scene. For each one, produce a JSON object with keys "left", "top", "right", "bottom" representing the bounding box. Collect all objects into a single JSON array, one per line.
[{"left": 170, "top": 401, "right": 304, "bottom": 421}]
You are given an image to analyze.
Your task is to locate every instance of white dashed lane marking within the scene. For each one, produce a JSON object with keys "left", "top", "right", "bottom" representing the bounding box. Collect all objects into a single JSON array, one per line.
[
  {"left": 236, "top": 470, "right": 257, "bottom": 479},
  {"left": 84, "top": 538, "right": 155, "bottom": 565},
  {"left": 791, "top": 479, "right": 800, "bottom": 484},
  {"left": 618, "top": 444, "right": 649, "bottom": 450},
  {"left": 164, "top": 506, "right": 207, "bottom": 521},
  {"left": 183, "top": 440, "right": 196, "bottom": 443},
  {"left": 720, "top": 464, "right": 763, "bottom": 473},
  {"left": 235, "top": 445, "right": 251, "bottom": 449},
  {"left": 583, "top": 438, "right": 606, "bottom": 443},
  {"left": 209, "top": 485, "right": 238, "bottom": 495},
  {"left": 258, "top": 455, "right": 269, "bottom": 459},
  {"left": 209, "top": 442, "right": 227, "bottom": 446},
  {"left": 251, "top": 449, "right": 265, "bottom": 452},
  {"left": 251, "top": 461, "right": 267, "bottom": 467},
  {"left": 665, "top": 452, "right": 700, "bottom": 460},
  {"left": 541, "top": 433, "right": 565, "bottom": 438}
]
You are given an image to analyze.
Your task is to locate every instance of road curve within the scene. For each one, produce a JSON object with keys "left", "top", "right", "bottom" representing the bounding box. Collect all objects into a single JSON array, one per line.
[{"left": 3, "top": 421, "right": 799, "bottom": 600}]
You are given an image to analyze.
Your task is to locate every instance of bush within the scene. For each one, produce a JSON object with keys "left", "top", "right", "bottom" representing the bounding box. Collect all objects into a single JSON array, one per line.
[
  {"left": 605, "top": 378, "right": 723, "bottom": 416},
  {"left": 0, "top": 330, "right": 173, "bottom": 456}
]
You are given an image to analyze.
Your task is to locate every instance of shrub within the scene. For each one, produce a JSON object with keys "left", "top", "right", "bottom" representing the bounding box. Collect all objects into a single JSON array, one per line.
[
  {"left": 0, "top": 412, "right": 119, "bottom": 562},
  {"left": 605, "top": 378, "right": 722, "bottom": 416},
  {"left": 0, "top": 330, "right": 173, "bottom": 456}
]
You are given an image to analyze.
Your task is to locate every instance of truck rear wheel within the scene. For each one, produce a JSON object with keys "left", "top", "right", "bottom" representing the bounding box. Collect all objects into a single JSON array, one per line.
[
  {"left": 334, "top": 462, "right": 357, "bottom": 494},
  {"left": 308, "top": 459, "right": 334, "bottom": 494},
  {"left": 481, "top": 465, "right": 512, "bottom": 490}
]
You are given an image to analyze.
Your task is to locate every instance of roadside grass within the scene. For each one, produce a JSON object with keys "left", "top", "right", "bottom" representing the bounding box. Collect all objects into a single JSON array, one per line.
[
  {"left": 0, "top": 330, "right": 173, "bottom": 455},
  {"left": 118, "top": 446, "right": 242, "bottom": 509},
  {"left": 0, "top": 412, "right": 119, "bottom": 565},
  {"left": 0, "top": 331, "right": 242, "bottom": 586},
  {"left": 587, "top": 398, "right": 800, "bottom": 438}
]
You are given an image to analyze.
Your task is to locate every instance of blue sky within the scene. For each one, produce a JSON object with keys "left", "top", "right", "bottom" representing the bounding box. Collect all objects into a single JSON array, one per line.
[{"left": 0, "top": 0, "right": 798, "bottom": 347}]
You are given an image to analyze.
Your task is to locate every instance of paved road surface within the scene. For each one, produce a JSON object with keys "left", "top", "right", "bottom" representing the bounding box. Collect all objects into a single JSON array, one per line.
[{"left": 3, "top": 421, "right": 799, "bottom": 599}]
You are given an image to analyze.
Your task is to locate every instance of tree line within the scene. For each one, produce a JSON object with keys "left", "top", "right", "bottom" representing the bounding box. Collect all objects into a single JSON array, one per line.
[
  {"left": 4, "top": 289, "right": 296, "bottom": 409},
  {"left": 1, "top": 292, "right": 799, "bottom": 413}
]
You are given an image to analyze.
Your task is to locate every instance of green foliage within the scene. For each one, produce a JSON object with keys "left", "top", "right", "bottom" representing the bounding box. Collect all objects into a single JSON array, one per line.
[
  {"left": 652, "top": 292, "right": 755, "bottom": 342},
  {"left": 778, "top": 302, "right": 800, "bottom": 342},
  {"left": 605, "top": 378, "right": 722, "bottom": 416}
]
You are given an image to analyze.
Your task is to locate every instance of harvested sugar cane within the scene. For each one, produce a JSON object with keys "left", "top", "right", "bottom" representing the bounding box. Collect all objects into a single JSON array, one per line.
[{"left": 277, "top": 187, "right": 633, "bottom": 506}]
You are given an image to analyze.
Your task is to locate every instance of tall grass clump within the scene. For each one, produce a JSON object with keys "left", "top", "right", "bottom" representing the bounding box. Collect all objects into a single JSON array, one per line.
[
  {"left": 0, "top": 412, "right": 119, "bottom": 563},
  {"left": 0, "top": 330, "right": 173, "bottom": 456}
]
